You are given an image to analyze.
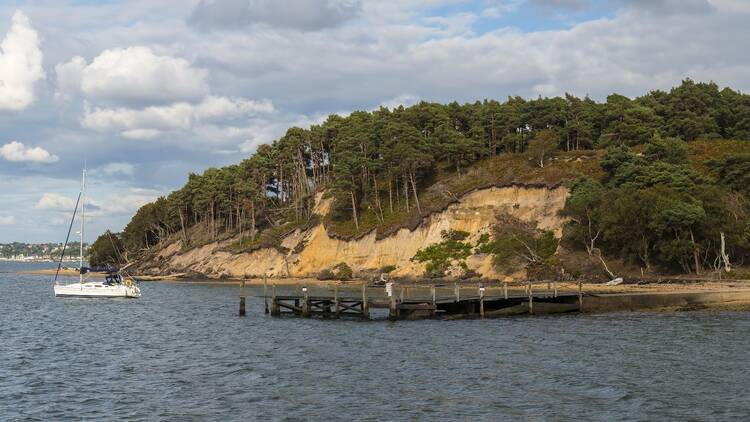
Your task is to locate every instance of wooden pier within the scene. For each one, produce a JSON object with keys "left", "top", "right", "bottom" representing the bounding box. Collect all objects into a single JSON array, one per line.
[{"left": 246, "top": 281, "right": 589, "bottom": 320}]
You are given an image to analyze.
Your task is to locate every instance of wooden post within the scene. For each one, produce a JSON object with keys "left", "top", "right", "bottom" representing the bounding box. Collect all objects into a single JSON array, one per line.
[
  {"left": 528, "top": 282, "right": 533, "bottom": 315},
  {"left": 239, "top": 279, "right": 246, "bottom": 316},
  {"left": 479, "top": 286, "right": 485, "bottom": 319},
  {"left": 302, "top": 287, "right": 310, "bottom": 318},
  {"left": 503, "top": 282, "right": 508, "bottom": 300},
  {"left": 578, "top": 281, "right": 583, "bottom": 312},
  {"left": 430, "top": 285, "right": 436, "bottom": 318},
  {"left": 553, "top": 281, "right": 558, "bottom": 298},
  {"left": 263, "top": 275, "right": 269, "bottom": 314},
  {"left": 389, "top": 289, "right": 398, "bottom": 321},
  {"left": 547, "top": 281, "right": 551, "bottom": 295},
  {"left": 334, "top": 284, "right": 340, "bottom": 317},
  {"left": 454, "top": 283, "right": 459, "bottom": 302},
  {"left": 270, "top": 284, "right": 279, "bottom": 316},
  {"left": 400, "top": 287, "right": 405, "bottom": 304},
  {"left": 362, "top": 283, "right": 369, "bottom": 320}
]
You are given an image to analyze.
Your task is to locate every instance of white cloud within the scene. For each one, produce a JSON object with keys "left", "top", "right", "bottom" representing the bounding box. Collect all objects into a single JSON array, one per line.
[
  {"left": 80, "top": 96, "right": 275, "bottom": 139},
  {"left": 91, "top": 162, "right": 135, "bottom": 177},
  {"left": 56, "top": 46, "right": 209, "bottom": 105},
  {"left": 35, "top": 193, "right": 76, "bottom": 210},
  {"left": 189, "top": 0, "right": 362, "bottom": 31},
  {"left": 0, "top": 10, "right": 44, "bottom": 111},
  {"left": 0, "top": 141, "right": 59, "bottom": 163},
  {"left": 0, "top": 215, "right": 15, "bottom": 225}
]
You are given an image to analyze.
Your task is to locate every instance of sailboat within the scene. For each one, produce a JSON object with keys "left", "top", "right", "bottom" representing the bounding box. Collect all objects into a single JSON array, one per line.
[{"left": 53, "top": 169, "right": 141, "bottom": 298}]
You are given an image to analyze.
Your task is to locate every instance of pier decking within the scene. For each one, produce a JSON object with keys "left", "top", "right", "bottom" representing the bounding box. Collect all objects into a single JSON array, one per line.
[{"left": 241, "top": 280, "right": 587, "bottom": 320}]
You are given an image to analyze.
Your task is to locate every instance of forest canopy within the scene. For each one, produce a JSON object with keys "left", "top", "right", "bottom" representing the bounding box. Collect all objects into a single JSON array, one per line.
[{"left": 99, "top": 80, "right": 750, "bottom": 275}]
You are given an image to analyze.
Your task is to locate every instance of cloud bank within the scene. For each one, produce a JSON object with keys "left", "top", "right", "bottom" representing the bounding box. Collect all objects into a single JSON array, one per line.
[
  {"left": 0, "top": 10, "right": 44, "bottom": 111},
  {"left": 0, "top": 141, "right": 58, "bottom": 163}
]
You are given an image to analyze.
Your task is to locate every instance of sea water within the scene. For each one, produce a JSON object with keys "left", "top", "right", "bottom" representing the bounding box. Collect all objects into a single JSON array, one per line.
[{"left": 2, "top": 261, "right": 749, "bottom": 421}]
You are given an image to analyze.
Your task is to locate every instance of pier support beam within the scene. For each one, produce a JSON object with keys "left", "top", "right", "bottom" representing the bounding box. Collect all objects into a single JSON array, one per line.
[
  {"left": 263, "top": 275, "right": 269, "bottom": 314},
  {"left": 334, "top": 284, "right": 340, "bottom": 317},
  {"left": 271, "top": 284, "right": 280, "bottom": 316},
  {"left": 302, "top": 287, "right": 311, "bottom": 318},
  {"left": 239, "top": 279, "right": 246, "bottom": 316},
  {"left": 578, "top": 282, "right": 583, "bottom": 312},
  {"left": 528, "top": 282, "right": 533, "bottom": 315},
  {"left": 430, "top": 285, "right": 436, "bottom": 318},
  {"left": 362, "top": 284, "right": 370, "bottom": 320},
  {"left": 479, "top": 285, "right": 485, "bottom": 319}
]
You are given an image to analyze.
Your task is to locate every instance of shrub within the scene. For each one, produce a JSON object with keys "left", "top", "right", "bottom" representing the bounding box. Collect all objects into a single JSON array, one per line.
[
  {"left": 412, "top": 230, "right": 473, "bottom": 277},
  {"left": 333, "top": 262, "right": 353, "bottom": 280}
]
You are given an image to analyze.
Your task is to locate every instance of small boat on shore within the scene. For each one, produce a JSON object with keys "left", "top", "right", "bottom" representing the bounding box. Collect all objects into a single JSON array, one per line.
[{"left": 53, "top": 169, "right": 140, "bottom": 299}]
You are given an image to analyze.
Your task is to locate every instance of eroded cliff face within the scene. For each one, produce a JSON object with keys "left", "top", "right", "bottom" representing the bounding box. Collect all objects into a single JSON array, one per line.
[{"left": 138, "top": 185, "right": 569, "bottom": 280}]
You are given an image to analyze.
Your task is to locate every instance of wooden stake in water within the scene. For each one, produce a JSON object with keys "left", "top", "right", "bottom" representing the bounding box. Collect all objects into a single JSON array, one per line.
[
  {"left": 302, "top": 286, "right": 310, "bottom": 317},
  {"left": 239, "top": 279, "right": 246, "bottom": 317},
  {"left": 334, "top": 284, "right": 340, "bottom": 317},
  {"left": 528, "top": 282, "right": 533, "bottom": 315},
  {"left": 479, "top": 285, "right": 485, "bottom": 319},
  {"left": 361, "top": 283, "right": 369, "bottom": 320},
  {"left": 578, "top": 282, "right": 583, "bottom": 312},
  {"left": 263, "top": 274, "right": 269, "bottom": 314}
]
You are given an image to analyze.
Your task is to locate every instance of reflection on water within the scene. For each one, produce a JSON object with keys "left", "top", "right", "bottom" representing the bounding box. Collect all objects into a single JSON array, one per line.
[{"left": 2, "top": 261, "right": 749, "bottom": 420}]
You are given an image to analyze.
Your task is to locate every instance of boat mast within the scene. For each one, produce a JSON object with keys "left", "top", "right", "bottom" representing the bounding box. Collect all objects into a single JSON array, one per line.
[{"left": 80, "top": 168, "right": 86, "bottom": 283}]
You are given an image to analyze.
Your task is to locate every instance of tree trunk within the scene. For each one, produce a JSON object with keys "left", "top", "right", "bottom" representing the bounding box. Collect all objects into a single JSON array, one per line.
[
  {"left": 409, "top": 170, "right": 422, "bottom": 215},
  {"left": 388, "top": 178, "right": 393, "bottom": 213},
  {"left": 720, "top": 231, "right": 731, "bottom": 273},
  {"left": 350, "top": 190, "right": 359, "bottom": 231},
  {"left": 690, "top": 230, "right": 701, "bottom": 275}
]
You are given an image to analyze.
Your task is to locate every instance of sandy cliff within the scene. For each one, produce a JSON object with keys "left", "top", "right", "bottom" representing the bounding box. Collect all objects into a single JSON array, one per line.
[{"left": 137, "top": 185, "right": 569, "bottom": 280}]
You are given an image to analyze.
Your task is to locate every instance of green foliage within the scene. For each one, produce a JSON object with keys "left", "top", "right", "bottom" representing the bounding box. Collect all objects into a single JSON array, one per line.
[
  {"left": 527, "top": 129, "right": 559, "bottom": 167},
  {"left": 88, "top": 231, "right": 125, "bottom": 268},
  {"left": 106, "top": 79, "right": 750, "bottom": 270},
  {"left": 644, "top": 133, "right": 689, "bottom": 164},
  {"left": 412, "top": 230, "right": 473, "bottom": 277},
  {"left": 706, "top": 153, "right": 750, "bottom": 195},
  {"left": 332, "top": 262, "right": 353, "bottom": 280},
  {"left": 480, "top": 215, "right": 558, "bottom": 268},
  {"left": 563, "top": 138, "right": 750, "bottom": 273}
]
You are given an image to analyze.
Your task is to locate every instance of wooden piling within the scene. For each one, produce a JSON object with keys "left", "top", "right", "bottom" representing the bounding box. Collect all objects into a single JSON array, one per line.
[
  {"left": 454, "top": 283, "right": 460, "bottom": 302},
  {"left": 334, "top": 284, "right": 340, "bottom": 317},
  {"left": 528, "top": 282, "right": 533, "bottom": 315},
  {"left": 503, "top": 282, "right": 508, "bottom": 300},
  {"left": 302, "top": 287, "right": 311, "bottom": 318},
  {"left": 578, "top": 281, "right": 583, "bottom": 312},
  {"left": 263, "top": 275, "right": 269, "bottom": 314},
  {"left": 389, "top": 289, "right": 398, "bottom": 321},
  {"left": 239, "top": 279, "right": 246, "bottom": 316},
  {"left": 361, "top": 284, "right": 369, "bottom": 320},
  {"left": 430, "top": 285, "right": 436, "bottom": 318},
  {"left": 270, "top": 284, "right": 280, "bottom": 316},
  {"left": 479, "top": 286, "right": 485, "bottom": 319},
  {"left": 553, "top": 281, "right": 558, "bottom": 298}
]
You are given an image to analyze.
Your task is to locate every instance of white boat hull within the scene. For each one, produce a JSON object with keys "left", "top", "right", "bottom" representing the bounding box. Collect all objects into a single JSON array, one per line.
[{"left": 54, "top": 281, "right": 141, "bottom": 298}]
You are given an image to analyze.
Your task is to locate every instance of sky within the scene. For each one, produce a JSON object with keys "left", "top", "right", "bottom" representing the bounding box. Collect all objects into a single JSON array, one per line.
[{"left": 1, "top": 0, "right": 749, "bottom": 243}]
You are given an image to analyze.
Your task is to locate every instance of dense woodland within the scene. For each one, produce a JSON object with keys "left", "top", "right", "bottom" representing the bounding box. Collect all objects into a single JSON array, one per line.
[{"left": 93, "top": 80, "right": 750, "bottom": 276}]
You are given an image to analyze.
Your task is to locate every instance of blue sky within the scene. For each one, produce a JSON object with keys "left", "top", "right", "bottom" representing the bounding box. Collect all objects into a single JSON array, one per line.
[{"left": 0, "top": 0, "right": 748, "bottom": 242}]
